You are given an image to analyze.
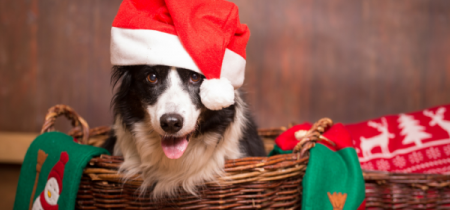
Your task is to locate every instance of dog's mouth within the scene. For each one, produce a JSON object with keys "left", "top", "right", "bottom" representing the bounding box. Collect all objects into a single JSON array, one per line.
[{"left": 160, "top": 133, "right": 192, "bottom": 159}]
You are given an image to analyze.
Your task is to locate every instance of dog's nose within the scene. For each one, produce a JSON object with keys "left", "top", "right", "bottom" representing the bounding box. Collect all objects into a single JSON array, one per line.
[{"left": 160, "top": 114, "right": 183, "bottom": 133}]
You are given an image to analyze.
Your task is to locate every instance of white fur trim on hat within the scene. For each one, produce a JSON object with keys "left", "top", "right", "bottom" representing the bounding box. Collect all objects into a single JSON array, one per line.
[
  {"left": 111, "top": 27, "right": 246, "bottom": 89},
  {"left": 200, "top": 78, "right": 235, "bottom": 110}
]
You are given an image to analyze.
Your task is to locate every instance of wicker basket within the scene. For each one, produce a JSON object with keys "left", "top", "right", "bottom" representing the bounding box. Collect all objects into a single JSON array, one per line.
[
  {"left": 41, "top": 105, "right": 332, "bottom": 210},
  {"left": 40, "top": 105, "right": 450, "bottom": 209},
  {"left": 363, "top": 170, "right": 450, "bottom": 210}
]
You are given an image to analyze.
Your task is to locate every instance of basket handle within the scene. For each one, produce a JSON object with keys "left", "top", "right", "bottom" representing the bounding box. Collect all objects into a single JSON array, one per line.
[
  {"left": 293, "top": 118, "right": 333, "bottom": 157},
  {"left": 40, "top": 104, "right": 90, "bottom": 145}
]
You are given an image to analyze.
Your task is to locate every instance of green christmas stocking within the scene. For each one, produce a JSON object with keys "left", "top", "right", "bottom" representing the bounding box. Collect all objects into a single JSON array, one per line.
[{"left": 13, "top": 132, "right": 109, "bottom": 210}]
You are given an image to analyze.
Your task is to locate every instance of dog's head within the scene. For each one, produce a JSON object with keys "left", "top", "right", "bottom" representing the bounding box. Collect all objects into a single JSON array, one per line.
[{"left": 112, "top": 65, "right": 236, "bottom": 159}]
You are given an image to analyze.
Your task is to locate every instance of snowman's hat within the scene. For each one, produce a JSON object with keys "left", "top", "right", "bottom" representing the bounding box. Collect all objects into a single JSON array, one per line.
[{"left": 47, "top": 152, "right": 69, "bottom": 192}]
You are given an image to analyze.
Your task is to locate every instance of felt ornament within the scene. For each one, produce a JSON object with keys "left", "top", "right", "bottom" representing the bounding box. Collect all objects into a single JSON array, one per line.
[{"left": 110, "top": 0, "right": 250, "bottom": 110}]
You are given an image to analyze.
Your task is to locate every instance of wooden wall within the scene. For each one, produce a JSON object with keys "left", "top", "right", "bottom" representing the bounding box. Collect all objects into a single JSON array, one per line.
[{"left": 1, "top": 0, "right": 450, "bottom": 132}]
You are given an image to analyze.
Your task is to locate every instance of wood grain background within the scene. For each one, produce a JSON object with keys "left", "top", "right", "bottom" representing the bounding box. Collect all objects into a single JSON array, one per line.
[{"left": 1, "top": 0, "right": 450, "bottom": 132}]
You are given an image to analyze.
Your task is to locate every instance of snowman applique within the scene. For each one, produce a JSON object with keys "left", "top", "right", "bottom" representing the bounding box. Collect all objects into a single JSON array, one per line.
[{"left": 32, "top": 152, "right": 69, "bottom": 210}]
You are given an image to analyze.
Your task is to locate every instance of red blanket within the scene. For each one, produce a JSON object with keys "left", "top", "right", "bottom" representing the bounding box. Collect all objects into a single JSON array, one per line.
[{"left": 345, "top": 104, "right": 450, "bottom": 174}]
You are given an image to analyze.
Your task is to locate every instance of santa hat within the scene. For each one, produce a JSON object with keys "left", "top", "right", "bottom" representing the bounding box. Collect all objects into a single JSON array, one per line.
[{"left": 110, "top": 0, "right": 250, "bottom": 110}]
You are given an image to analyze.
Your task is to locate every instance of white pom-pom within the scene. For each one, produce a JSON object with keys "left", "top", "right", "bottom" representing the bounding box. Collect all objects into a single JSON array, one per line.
[{"left": 200, "top": 78, "right": 235, "bottom": 110}]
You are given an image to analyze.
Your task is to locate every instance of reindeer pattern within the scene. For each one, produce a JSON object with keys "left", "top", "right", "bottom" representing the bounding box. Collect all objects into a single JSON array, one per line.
[
  {"left": 360, "top": 118, "right": 395, "bottom": 157},
  {"left": 355, "top": 106, "right": 450, "bottom": 173},
  {"left": 423, "top": 107, "right": 450, "bottom": 137}
]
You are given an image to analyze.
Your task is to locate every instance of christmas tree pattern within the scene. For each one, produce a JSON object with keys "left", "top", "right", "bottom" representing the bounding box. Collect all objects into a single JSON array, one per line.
[{"left": 398, "top": 114, "right": 431, "bottom": 147}]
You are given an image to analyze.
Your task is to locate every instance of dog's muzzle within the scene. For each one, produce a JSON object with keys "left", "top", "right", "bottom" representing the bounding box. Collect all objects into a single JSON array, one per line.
[{"left": 159, "top": 113, "right": 193, "bottom": 159}]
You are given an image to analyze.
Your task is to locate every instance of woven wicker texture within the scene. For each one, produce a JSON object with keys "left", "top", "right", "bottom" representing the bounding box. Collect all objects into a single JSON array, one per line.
[
  {"left": 41, "top": 105, "right": 332, "bottom": 209},
  {"left": 75, "top": 154, "right": 307, "bottom": 209},
  {"left": 41, "top": 104, "right": 450, "bottom": 209},
  {"left": 364, "top": 170, "right": 450, "bottom": 210}
]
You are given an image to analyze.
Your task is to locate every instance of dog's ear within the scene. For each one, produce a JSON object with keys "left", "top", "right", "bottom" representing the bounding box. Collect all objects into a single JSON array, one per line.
[
  {"left": 111, "top": 66, "right": 133, "bottom": 111},
  {"left": 111, "top": 65, "right": 129, "bottom": 89}
]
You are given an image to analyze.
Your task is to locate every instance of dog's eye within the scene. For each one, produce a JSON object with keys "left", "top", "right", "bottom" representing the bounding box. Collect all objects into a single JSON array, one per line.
[
  {"left": 190, "top": 73, "right": 201, "bottom": 83},
  {"left": 147, "top": 73, "right": 158, "bottom": 84}
]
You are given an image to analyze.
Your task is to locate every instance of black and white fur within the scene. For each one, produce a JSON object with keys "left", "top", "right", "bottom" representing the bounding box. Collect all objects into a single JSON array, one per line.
[{"left": 103, "top": 65, "right": 265, "bottom": 197}]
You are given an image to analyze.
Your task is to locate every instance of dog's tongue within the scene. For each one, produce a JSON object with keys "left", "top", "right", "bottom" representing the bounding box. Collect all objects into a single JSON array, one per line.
[{"left": 161, "top": 136, "right": 189, "bottom": 159}]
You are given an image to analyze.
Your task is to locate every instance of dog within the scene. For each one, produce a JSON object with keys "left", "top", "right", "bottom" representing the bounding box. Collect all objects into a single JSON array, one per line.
[{"left": 102, "top": 65, "right": 266, "bottom": 197}]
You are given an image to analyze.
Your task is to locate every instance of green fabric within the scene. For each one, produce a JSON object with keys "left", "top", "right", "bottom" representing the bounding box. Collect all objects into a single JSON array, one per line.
[
  {"left": 268, "top": 144, "right": 292, "bottom": 156},
  {"left": 14, "top": 132, "right": 109, "bottom": 210},
  {"left": 302, "top": 144, "right": 365, "bottom": 210}
]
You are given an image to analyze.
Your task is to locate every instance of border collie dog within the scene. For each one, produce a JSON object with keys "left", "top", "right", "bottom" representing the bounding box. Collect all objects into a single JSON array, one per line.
[{"left": 103, "top": 65, "right": 266, "bottom": 197}]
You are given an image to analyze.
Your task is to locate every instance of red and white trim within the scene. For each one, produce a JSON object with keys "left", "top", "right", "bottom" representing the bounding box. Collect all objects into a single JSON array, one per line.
[{"left": 110, "top": 27, "right": 246, "bottom": 89}]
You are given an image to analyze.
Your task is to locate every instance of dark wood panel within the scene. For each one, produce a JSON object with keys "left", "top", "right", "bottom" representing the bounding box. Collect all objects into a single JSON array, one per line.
[
  {"left": 1, "top": 0, "right": 450, "bottom": 132},
  {"left": 0, "top": 0, "right": 122, "bottom": 132},
  {"left": 233, "top": 0, "right": 450, "bottom": 127},
  {"left": 0, "top": 164, "right": 21, "bottom": 209}
]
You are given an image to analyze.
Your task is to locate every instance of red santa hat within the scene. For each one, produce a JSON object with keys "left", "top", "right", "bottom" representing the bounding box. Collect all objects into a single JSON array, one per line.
[{"left": 110, "top": 0, "right": 250, "bottom": 110}]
